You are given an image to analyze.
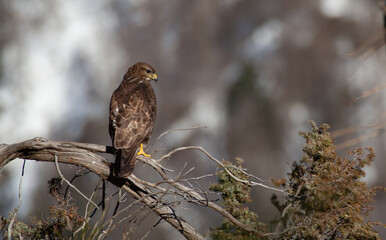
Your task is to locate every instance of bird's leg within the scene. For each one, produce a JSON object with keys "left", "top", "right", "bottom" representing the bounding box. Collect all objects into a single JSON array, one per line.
[{"left": 137, "top": 144, "right": 151, "bottom": 157}]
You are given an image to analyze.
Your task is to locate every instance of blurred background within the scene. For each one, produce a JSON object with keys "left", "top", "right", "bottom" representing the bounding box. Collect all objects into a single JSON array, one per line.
[{"left": 0, "top": 0, "right": 385, "bottom": 239}]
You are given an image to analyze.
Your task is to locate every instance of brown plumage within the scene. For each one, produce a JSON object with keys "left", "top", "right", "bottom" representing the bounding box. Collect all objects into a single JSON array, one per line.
[{"left": 109, "top": 62, "right": 157, "bottom": 177}]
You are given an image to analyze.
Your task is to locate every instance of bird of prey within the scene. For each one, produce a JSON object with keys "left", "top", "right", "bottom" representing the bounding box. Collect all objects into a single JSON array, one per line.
[{"left": 109, "top": 62, "right": 157, "bottom": 177}]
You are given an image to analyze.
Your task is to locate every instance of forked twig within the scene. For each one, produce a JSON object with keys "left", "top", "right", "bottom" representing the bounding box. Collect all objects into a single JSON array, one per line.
[
  {"left": 54, "top": 155, "right": 99, "bottom": 209},
  {"left": 1, "top": 135, "right": 285, "bottom": 239},
  {"left": 155, "top": 146, "right": 286, "bottom": 194}
]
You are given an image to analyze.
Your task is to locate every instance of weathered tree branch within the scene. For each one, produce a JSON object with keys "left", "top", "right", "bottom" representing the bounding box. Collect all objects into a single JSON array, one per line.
[
  {"left": 0, "top": 137, "right": 204, "bottom": 240},
  {"left": 0, "top": 137, "right": 277, "bottom": 239}
]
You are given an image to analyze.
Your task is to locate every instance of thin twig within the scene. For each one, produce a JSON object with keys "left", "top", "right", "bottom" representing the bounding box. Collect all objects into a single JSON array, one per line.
[
  {"left": 0, "top": 138, "right": 205, "bottom": 240},
  {"left": 73, "top": 178, "right": 105, "bottom": 237},
  {"left": 347, "top": 82, "right": 386, "bottom": 105},
  {"left": 54, "top": 155, "right": 99, "bottom": 209},
  {"left": 65, "top": 169, "right": 91, "bottom": 198},
  {"left": 138, "top": 155, "right": 269, "bottom": 238},
  {"left": 156, "top": 146, "right": 286, "bottom": 194},
  {"left": 156, "top": 125, "right": 207, "bottom": 142},
  {"left": 147, "top": 125, "right": 207, "bottom": 156},
  {"left": 8, "top": 159, "right": 26, "bottom": 240}
]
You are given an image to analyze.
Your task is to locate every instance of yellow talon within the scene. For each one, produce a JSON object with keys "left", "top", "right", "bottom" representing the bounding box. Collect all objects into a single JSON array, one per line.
[{"left": 137, "top": 144, "right": 151, "bottom": 157}]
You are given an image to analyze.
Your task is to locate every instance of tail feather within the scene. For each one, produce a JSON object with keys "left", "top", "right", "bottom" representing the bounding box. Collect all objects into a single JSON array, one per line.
[{"left": 115, "top": 148, "right": 137, "bottom": 177}]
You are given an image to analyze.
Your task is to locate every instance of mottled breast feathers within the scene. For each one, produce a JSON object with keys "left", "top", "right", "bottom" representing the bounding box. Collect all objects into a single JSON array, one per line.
[{"left": 109, "top": 62, "right": 157, "bottom": 177}]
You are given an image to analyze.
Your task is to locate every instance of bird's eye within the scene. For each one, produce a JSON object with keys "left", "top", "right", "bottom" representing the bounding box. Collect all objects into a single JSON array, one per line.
[{"left": 145, "top": 69, "right": 151, "bottom": 73}]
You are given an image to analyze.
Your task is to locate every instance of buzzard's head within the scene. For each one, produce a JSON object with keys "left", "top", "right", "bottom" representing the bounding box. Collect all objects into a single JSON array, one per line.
[{"left": 133, "top": 62, "right": 158, "bottom": 83}]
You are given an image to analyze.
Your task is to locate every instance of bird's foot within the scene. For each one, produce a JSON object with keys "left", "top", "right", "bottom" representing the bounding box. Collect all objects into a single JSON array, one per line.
[{"left": 137, "top": 144, "right": 151, "bottom": 157}]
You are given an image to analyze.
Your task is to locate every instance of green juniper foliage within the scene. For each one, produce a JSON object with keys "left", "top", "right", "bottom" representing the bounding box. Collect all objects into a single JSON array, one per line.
[
  {"left": 1, "top": 178, "right": 84, "bottom": 240},
  {"left": 211, "top": 121, "right": 383, "bottom": 239},
  {"left": 210, "top": 157, "right": 266, "bottom": 240},
  {"left": 1, "top": 122, "right": 383, "bottom": 239},
  {"left": 271, "top": 121, "right": 382, "bottom": 239}
]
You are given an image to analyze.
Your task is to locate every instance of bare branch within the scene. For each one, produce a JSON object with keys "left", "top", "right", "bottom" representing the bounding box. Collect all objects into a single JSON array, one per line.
[
  {"left": 54, "top": 155, "right": 99, "bottom": 209},
  {"left": 0, "top": 138, "right": 204, "bottom": 240},
  {"left": 0, "top": 137, "right": 280, "bottom": 239},
  {"left": 138, "top": 155, "right": 270, "bottom": 238},
  {"left": 7, "top": 159, "right": 26, "bottom": 240},
  {"left": 155, "top": 146, "right": 286, "bottom": 194},
  {"left": 155, "top": 125, "right": 207, "bottom": 143},
  {"left": 73, "top": 178, "right": 104, "bottom": 236}
]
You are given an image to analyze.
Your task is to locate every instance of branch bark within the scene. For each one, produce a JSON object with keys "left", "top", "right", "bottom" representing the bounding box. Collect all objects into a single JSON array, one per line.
[{"left": 0, "top": 137, "right": 204, "bottom": 240}]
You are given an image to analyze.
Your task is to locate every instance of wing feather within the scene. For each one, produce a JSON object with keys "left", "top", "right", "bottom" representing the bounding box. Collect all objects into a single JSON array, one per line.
[{"left": 108, "top": 68, "right": 157, "bottom": 177}]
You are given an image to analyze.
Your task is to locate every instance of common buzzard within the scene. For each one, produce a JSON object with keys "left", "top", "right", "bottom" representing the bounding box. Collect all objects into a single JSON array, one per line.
[{"left": 109, "top": 62, "right": 157, "bottom": 177}]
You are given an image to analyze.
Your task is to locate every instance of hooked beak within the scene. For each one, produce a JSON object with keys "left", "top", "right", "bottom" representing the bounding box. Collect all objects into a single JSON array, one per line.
[{"left": 147, "top": 73, "right": 158, "bottom": 82}]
